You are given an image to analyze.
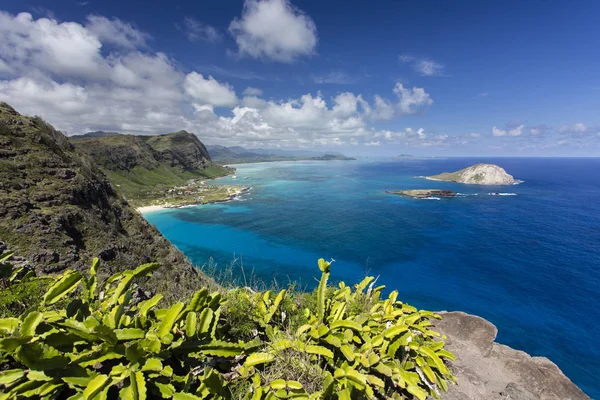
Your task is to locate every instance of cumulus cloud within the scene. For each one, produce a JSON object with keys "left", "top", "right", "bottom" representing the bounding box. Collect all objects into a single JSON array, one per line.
[
  {"left": 228, "top": 0, "right": 318, "bottom": 62},
  {"left": 492, "top": 125, "right": 524, "bottom": 137},
  {"left": 243, "top": 87, "right": 263, "bottom": 96},
  {"left": 178, "top": 17, "right": 220, "bottom": 43},
  {"left": 464, "top": 132, "right": 482, "bottom": 138},
  {"left": 85, "top": 15, "right": 150, "bottom": 48},
  {"left": 398, "top": 54, "right": 445, "bottom": 76},
  {"left": 184, "top": 72, "right": 238, "bottom": 107},
  {"left": 0, "top": 10, "right": 441, "bottom": 149},
  {"left": 393, "top": 83, "right": 433, "bottom": 114}
]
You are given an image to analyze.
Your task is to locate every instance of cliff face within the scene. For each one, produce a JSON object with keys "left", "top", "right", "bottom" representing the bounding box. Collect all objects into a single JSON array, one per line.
[
  {"left": 433, "top": 312, "right": 590, "bottom": 400},
  {"left": 429, "top": 163, "right": 516, "bottom": 185},
  {"left": 70, "top": 130, "right": 216, "bottom": 173},
  {"left": 0, "top": 103, "right": 210, "bottom": 298},
  {"left": 69, "top": 131, "right": 231, "bottom": 203}
]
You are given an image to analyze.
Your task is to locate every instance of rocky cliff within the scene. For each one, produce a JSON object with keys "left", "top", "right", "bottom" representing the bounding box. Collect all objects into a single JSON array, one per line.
[
  {"left": 70, "top": 131, "right": 232, "bottom": 203},
  {"left": 428, "top": 163, "right": 517, "bottom": 185},
  {"left": 0, "top": 103, "right": 210, "bottom": 299},
  {"left": 433, "top": 312, "right": 590, "bottom": 400}
]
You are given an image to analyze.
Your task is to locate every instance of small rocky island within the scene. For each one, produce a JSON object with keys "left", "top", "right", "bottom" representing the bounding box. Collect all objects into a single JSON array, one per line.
[
  {"left": 428, "top": 163, "right": 517, "bottom": 185},
  {"left": 386, "top": 189, "right": 456, "bottom": 199}
]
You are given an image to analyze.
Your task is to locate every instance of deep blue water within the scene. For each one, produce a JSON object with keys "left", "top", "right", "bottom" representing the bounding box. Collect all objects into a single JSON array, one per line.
[{"left": 145, "top": 158, "right": 600, "bottom": 398}]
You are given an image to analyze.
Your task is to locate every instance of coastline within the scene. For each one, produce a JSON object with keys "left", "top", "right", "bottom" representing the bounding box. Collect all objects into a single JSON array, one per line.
[{"left": 137, "top": 186, "right": 251, "bottom": 214}]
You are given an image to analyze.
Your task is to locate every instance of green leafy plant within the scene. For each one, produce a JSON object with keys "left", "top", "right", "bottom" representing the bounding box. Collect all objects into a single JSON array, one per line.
[
  {"left": 0, "top": 257, "right": 455, "bottom": 400},
  {"left": 0, "top": 258, "right": 255, "bottom": 399},
  {"left": 236, "top": 259, "right": 456, "bottom": 400}
]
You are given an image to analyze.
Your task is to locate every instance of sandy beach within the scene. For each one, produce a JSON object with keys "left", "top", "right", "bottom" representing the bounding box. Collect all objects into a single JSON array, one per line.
[{"left": 136, "top": 204, "right": 171, "bottom": 213}]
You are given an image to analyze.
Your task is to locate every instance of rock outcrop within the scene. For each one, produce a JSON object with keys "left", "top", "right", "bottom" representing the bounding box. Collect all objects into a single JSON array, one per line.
[
  {"left": 428, "top": 164, "right": 517, "bottom": 185},
  {"left": 0, "top": 103, "right": 212, "bottom": 299},
  {"left": 433, "top": 312, "right": 590, "bottom": 400},
  {"left": 386, "top": 189, "right": 456, "bottom": 199}
]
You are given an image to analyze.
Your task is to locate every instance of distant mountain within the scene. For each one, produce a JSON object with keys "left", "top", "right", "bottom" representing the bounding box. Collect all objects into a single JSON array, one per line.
[
  {"left": 70, "top": 131, "right": 231, "bottom": 203},
  {"left": 206, "top": 145, "right": 355, "bottom": 164},
  {"left": 0, "top": 102, "right": 210, "bottom": 296},
  {"left": 71, "top": 130, "right": 121, "bottom": 138}
]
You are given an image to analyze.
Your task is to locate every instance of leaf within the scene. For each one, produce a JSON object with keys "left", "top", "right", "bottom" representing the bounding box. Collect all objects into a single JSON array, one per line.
[
  {"left": 115, "top": 328, "right": 146, "bottom": 341},
  {"left": 156, "top": 302, "right": 184, "bottom": 341},
  {"left": 184, "top": 312, "right": 197, "bottom": 337},
  {"left": 129, "top": 371, "right": 147, "bottom": 400},
  {"left": 270, "top": 379, "right": 286, "bottom": 390},
  {"left": 19, "top": 311, "right": 44, "bottom": 337},
  {"left": 406, "top": 384, "right": 427, "bottom": 400},
  {"left": 383, "top": 324, "right": 408, "bottom": 339},
  {"left": 152, "top": 382, "right": 175, "bottom": 398},
  {"left": 330, "top": 320, "right": 362, "bottom": 332},
  {"left": 0, "top": 369, "right": 25, "bottom": 385},
  {"left": 196, "top": 308, "right": 214, "bottom": 336},
  {"left": 198, "top": 340, "right": 245, "bottom": 357},
  {"left": 137, "top": 294, "right": 163, "bottom": 318},
  {"left": 142, "top": 358, "right": 163, "bottom": 372},
  {"left": 132, "top": 263, "right": 160, "bottom": 278},
  {"left": 243, "top": 352, "right": 275, "bottom": 367},
  {"left": 0, "top": 318, "right": 20, "bottom": 334},
  {"left": 110, "top": 274, "right": 134, "bottom": 305},
  {"left": 82, "top": 374, "right": 111, "bottom": 400},
  {"left": 43, "top": 271, "right": 83, "bottom": 305},
  {"left": 90, "top": 258, "right": 99, "bottom": 276},
  {"left": 188, "top": 289, "right": 208, "bottom": 312},
  {"left": 173, "top": 393, "right": 203, "bottom": 400},
  {"left": 0, "top": 251, "right": 14, "bottom": 263},
  {"left": 305, "top": 345, "right": 333, "bottom": 359},
  {"left": 437, "top": 349, "right": 456, "bottom": 361}
]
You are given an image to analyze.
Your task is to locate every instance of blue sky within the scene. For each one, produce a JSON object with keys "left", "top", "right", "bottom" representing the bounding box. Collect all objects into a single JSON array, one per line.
[{"left": 0, "top": 0, "right": 598, "bottom": 156}]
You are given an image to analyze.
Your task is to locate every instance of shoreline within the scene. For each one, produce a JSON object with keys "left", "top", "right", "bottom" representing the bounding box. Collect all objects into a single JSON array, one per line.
[{"left": 136, "top": 186, "right": 251, "bottom": 214}]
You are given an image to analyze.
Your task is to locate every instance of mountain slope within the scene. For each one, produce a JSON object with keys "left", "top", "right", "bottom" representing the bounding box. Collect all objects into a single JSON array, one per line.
[
  {"left": 0, "top": 103, "right": 211, "bottom": 298},
  {"left": 70, "top": 131, "right": 232, "bottom": 204}
]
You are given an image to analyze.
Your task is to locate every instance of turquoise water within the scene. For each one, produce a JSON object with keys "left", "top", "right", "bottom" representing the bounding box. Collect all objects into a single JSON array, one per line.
[{"left": 145, "top": 158, "right": 600, "bottom": 397}]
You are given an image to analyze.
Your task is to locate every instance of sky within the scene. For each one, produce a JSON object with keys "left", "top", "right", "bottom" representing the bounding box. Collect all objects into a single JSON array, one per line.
[{"left": 0, "top": 0, "right": 599, "bottom": 156}]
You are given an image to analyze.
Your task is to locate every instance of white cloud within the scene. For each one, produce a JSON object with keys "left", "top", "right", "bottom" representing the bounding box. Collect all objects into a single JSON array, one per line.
[
  {"left": 415, "top": 60, "right": 444, "bottom": 76},
  {"left": 229, "top": 0, "right": 318, "bottom": 62},
  {"left": 243, "top": 87, "right": 263, "bottom": 96},
  {"left": 312, "top": 71, "right": 358, "bottom": 84},
  {"left": 0, "top": 11, "right": 104, "bottom": 80},
  {"left": 492, "top": 125, "right": 523, "bottom": 137},
  {"left": 398, "top": 54, "right": 445, "bottom": 76},
  {"left": 393, "top": 83, "right": 433, "bottom": 114},
  {"left": 184, "top": 72, "right": 238, "bottom": 107},
  {"left": 0, "top": 11, "right": 443, "bottom": 149},
  {"left": 464, "top": 132, "right": 482, "bottom": 138},
  {"left": 85, "top": 15, "right": 150, "bottom": 49},
  {"left": 178, "top": 17, "right": 220, "bottom": 43},
  {"left": 558, "top": 122, "right": 588, "bottom": 134}
]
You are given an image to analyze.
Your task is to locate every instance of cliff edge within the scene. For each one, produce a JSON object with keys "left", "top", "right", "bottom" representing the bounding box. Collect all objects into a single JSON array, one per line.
[
  {"left": 0, "top": 103, "right": 211, "bottom": 299},
  {"left": 433, "top": 312, "right": 590, "bottom": 400}
]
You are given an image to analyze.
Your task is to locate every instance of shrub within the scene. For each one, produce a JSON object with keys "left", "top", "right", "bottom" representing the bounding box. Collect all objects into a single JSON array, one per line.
[{"left": 0, "top": 258, "right": 455, "bottom": 399}]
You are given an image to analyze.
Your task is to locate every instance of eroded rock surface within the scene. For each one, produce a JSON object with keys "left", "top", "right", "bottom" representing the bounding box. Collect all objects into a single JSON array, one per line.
[{"left": 433, "top": 312, "right": 590, "bottom": 400}]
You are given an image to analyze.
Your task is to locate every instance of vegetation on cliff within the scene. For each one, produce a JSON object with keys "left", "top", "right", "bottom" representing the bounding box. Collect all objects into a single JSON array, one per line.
[
  {"left": 70, "top": 131, "right": 235, "bottom": 207},
  {"left": 0, "top": 103, "right": 210, "bottom": 299},
  {"left": 0, "top": 252, "right": 456, "bottom": 399}
]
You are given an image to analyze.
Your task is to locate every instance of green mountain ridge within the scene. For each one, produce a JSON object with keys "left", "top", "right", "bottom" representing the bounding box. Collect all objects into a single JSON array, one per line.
[
  {"left": 0, "top": 103, "right": 210, "bottom": 298},
  {"left": 70, "top": 131, "right": 233, "bottom": 204}
]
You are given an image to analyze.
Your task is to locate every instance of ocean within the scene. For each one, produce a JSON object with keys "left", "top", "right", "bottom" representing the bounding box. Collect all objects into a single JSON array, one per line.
[{"left": 144, "top": 158, "right": 600, "bottom": 398}]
